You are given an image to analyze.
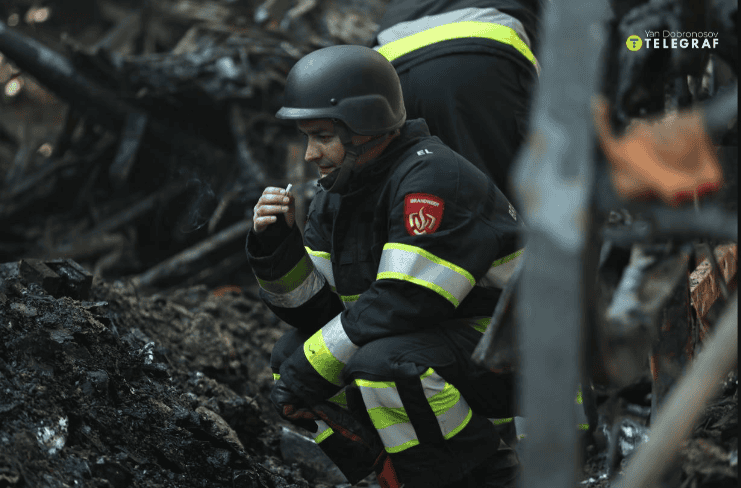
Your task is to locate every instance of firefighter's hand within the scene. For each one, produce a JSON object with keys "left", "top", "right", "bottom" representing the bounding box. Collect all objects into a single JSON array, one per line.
[
  {"left": 270, "top": 379, "right": 318, "bottom": 433},
  {"left": 253, "top": 187, "right": 295, "bottom": 233}
]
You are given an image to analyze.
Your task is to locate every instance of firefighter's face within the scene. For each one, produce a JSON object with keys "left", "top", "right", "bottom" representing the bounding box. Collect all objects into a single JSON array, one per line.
[{"left": 297, "top": 120, "right": 345, "bottom": 177}]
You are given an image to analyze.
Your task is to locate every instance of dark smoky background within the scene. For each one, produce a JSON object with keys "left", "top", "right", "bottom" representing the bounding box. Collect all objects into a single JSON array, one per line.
[{"left": 0, "top": 0, "right": 389, "bottom": 290}]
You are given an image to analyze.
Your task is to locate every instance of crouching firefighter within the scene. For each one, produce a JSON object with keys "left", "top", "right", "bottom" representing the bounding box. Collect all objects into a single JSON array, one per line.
[{"left": 245, "top": 45, "right": 525, "bottom": 488}]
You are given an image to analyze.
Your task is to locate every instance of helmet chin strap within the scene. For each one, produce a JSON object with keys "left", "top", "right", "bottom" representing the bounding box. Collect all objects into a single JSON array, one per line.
[{"left": 318, "top": 123, "right": 392, "bottom": 194}]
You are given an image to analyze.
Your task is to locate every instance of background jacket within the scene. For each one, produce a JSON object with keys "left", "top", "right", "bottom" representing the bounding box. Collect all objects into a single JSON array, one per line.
[
  {"left": 372, "top": 0, "right": 545, "bottom": 74},
  {"left": 246, "top": 119, "right": 525, "bottom": 403}
]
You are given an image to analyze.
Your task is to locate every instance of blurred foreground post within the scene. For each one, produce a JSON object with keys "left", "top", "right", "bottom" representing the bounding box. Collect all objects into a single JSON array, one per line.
[{"left": 511, "top": 0, "right": 609, "bottom": 487}]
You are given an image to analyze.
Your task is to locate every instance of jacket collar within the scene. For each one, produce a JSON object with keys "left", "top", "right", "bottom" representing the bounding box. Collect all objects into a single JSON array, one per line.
[{"left": 344, "top": 119, "right": 432, "bottom": 193}]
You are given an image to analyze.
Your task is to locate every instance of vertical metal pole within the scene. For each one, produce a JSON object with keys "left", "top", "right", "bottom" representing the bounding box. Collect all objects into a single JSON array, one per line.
[{"left": 512, "top": 1, "right": 609, "bottom": 487}]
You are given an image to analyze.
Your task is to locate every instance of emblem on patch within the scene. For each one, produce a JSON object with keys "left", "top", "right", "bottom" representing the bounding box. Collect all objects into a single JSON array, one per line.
[{"left": 404, "top": 193, "right": 444, "bottom": 235}]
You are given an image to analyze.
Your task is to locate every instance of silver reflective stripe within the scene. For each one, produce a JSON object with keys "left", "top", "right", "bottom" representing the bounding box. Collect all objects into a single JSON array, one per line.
[
  {"left": 377, "top": 421, "right": 419, "bottom": 453},
  {"left": 436, "top": 394, "right": 472, "bottom": 439},
  {"left": 479, "top": 249, "right": 524, "bottom": 289},
  {"left": 356, "top": 369, "right": 473, "bottom": 453},
  {"left": 377, "top": 243, "right": 475, "bottom": 307},
  {"left": 375, "top": 7, "right": 532, "bottom": 51},
  {"left": 322, "top": 313, "right": 359, "bottom": 364},
  {"left": 259, "top": 267, "right": 326, "bottom": 308},
  {"left": 306, "top": 247, "right": 336, "bottom": 290},
  {"left": 357, "top": 383, "right": 405, "bottom": 411}
]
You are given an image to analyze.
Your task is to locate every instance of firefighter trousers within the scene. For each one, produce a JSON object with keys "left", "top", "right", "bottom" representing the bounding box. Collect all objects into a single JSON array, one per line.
[{"left": 271, "top": 320, "right": 519, "bottom": 488}]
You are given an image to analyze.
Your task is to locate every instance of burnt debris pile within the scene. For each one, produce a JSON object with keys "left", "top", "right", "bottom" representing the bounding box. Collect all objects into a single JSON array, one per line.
[
  {"left": 0, "top": 258, "right": 313, "bottom": 487},
  {"left": 0, "top": 0, "right": 386, "bottom": 289}
]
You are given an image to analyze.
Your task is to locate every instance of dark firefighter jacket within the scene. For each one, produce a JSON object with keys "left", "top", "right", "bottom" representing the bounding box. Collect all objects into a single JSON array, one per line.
[
  {"left": 246, "top": 119, "right": 525, "bottom": 404},
  {"left": 372, "top": 0, "right": 545, "bottom": 75}
]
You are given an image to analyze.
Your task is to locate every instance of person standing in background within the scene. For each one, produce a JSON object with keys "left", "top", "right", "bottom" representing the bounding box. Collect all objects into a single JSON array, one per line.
[{"left": 371, "top": 0, "right": 545, "bottom": 202}]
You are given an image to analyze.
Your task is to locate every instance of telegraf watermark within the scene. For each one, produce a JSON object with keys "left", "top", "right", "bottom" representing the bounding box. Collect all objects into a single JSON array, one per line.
[{"left": 626, "top": 31, "right": 719, "bottom": 51}]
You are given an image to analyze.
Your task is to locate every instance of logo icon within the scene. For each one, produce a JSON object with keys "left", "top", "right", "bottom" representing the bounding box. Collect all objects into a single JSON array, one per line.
[
  {"left": 626, "top": 35, "right": 642, "bottom": 51},
  {"left": 404, "top": 193, "right": 444, "bottom": 235}
]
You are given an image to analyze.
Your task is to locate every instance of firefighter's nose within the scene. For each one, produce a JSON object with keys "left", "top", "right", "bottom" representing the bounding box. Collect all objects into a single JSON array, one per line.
[{"left": 305, "top": 142, "right": 321, "bottom": 162}]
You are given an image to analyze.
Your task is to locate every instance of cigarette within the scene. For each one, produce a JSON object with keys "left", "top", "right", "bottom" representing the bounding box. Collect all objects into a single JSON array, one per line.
[{"left": 285, "top": 183, "right": 292, "bottom": 193}]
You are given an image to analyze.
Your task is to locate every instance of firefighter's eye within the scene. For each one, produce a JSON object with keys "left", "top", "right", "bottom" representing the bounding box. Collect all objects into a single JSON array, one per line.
[{"left": 319, "top": 135, "right": 334, "bottom": 143}]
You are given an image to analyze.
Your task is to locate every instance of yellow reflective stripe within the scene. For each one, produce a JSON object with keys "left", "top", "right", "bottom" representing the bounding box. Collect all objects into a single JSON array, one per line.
[
  {"left": 312, "top": 420, "right": 333, "bottom": 444},
  {"left": 472, "top": 317, "right": 490, "bottom": 333},
  {"left": 341, "top": 294, "right": 360, "bottom": 302},
  {"left": 303, "top": 314, "right": 358, "bottom": 386},
  {"left": 576, "top": 386, "right": 583, "bottom": 405},
  {"left": 355, "top": 378, "right": 396, "bottom": 389},
  {"left": 427, "top": 382, "right": 461, "bottom": 416},
  {"left": 491, "top": 417, "right": 514, "bottom": 425},
  {"left": 256, "top": 253, "right": 314, "bottom": 294},
  {"left": 378, "top": 21, "right": 537, "bottom": 67},
  {"left": 328, "top": 390, "right": 348, "bottom": 408},
  {"left": 273, "top": 373, "right": 280, "bottom": 381},
  {"left": 420, "top": 368, "right": 435, "bottom": 380},
  {"left": 367, "top": 406, "right": 410, "bottom": 430},
  {"left": 578, "top": 423, "right": 590, "bottom": 431},
  {"left": 314, "top": 428, "right": 333, "bottom": 443},
  {"left": 491, "top": 249, "right": 524, "bottom": 267},
  {"left": 305, "top": 247, "right": 330, "bottom": 260}
]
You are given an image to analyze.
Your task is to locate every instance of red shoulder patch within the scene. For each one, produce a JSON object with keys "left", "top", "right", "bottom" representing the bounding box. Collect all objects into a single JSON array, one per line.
[{"left": 404, "top": 193, "right": 445, "bottom": 235}]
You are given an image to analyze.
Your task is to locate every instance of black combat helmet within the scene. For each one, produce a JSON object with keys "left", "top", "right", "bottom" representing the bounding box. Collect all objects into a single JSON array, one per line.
[{"left": 276, "top": 45, "right": 406, "bottom": 135}]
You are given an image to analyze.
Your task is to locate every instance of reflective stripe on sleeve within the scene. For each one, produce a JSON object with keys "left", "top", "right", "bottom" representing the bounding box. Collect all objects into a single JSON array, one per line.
[
  {"left": 258, "top": 253, "right": 327, "bottom": 308},
  {"left": 354, "top": 368, "right": 472, "bottom": 454},
  {"left": 479, "top": 249, "right": 524, "bottom": 289},
  {"left": 377, "top": 243, "right": 475, "bottom": 307},
  {"left": 303, "top": 313, "right": 359, "bottom": 386},
  {"left": 305, "top": 247, "right": 336, "bottom": 291}
]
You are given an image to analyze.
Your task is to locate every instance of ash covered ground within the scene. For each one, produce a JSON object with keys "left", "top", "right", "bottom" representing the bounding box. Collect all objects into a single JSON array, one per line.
[
  {"left": 0, "top": 260, "right": 358, "bottom": 488},
  {"left": 0, "top": 260, "right": 737, "bottom": 488}
]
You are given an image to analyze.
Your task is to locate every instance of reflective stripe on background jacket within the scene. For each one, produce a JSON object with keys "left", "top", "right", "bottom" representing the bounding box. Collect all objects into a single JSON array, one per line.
[
  {"left": 372, "top": 0, "right": 544, "bottom": 75},
  {"left": 246, "top": 119, "right": 525, "bottom": 403}
]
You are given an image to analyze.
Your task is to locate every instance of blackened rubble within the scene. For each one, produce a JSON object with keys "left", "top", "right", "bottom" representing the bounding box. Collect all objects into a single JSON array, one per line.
[{"left": 0, "top": 259, "right": 318, "bottom": 487}]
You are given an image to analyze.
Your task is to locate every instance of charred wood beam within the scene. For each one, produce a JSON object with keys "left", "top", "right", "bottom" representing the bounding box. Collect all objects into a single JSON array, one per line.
[
  {"left": 54, "top": 180, "right": 188, "bottom": 256},
  {"left": 92, "top": 9, "right": 143, "bottom": 54},
  {"left": 612, "top": 292, "right": 737, "bottom": 488},
  {"left": 510, "top": 1, "right": 610, "bottom": 487},
  {"left": 130, "top": 219, "right": 251, "bottom": 289},
  {"left": 0, "top": 21, "right": 238, "bottom": 173}
]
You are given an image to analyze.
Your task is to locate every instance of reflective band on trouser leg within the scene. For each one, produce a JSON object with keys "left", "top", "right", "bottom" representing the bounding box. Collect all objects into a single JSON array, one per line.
[
  {"left": 340, "top": 294, "right": 360, "bottom": 310},
  {"left": 305, "top": 247, "right": 336, "bottom": 292},
  {"left": 312, "top": 420, "right": 334, "bottom": 444},
  {"left": 258, "top": 252, "right": 327, "bottom": 308},
  {"left": 377, "top": 243, "right": 476, "bottom": 308},
  {"left": 377, "top": 21, "right": 538, "bottom": 69},
  {"left": 304, "top": 314, "right": 359, "bottom": 386},
  {"left": 355, "top": 368, "right": 473, "bottom": 454}
]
